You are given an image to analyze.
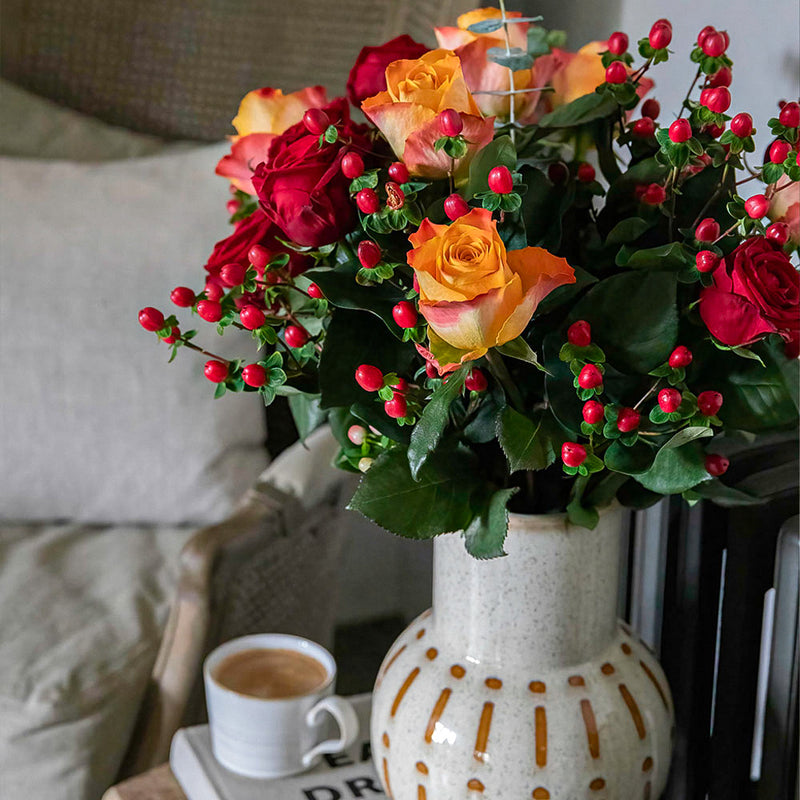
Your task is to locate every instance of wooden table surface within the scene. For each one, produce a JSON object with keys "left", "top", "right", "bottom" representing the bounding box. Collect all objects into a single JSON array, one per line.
[{"left": 103, "top": 764, "right": 186, "bottom": 800}]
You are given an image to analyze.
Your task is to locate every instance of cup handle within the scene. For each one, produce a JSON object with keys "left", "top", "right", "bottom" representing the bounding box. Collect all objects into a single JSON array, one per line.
[{"left": 302, "top": 695, "right": 359, "bottom": 768}]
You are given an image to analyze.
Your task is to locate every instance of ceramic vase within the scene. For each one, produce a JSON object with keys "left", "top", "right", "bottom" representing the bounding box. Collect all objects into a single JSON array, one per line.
[{"left": 370, "top": 506, "right": 673, "bottom": 799}]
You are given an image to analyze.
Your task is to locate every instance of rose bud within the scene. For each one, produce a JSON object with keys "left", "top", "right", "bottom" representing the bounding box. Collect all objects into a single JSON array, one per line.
[
  {"left": 562, "top": 442, "right": 588, "bottom": 468},
  {"left": 705, "top": 453, "right": 729, "bottom": 476},
  {"left": 697, "top": 390, "right": 723, "bottom": 416}
]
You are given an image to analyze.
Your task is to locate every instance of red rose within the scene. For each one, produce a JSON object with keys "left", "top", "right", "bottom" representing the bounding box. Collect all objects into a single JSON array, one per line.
[
  {"left": 252, "top": 98, "right": 371, "bottom": 248},
  {"left": 699, "top": 237, "right": 800, "bottom": 353},
  {"left": 346, "top": 35, "right": 429, "bottom": 107},
  {"left": 205, "top": 208, "right": 310, "bottom": 276}
]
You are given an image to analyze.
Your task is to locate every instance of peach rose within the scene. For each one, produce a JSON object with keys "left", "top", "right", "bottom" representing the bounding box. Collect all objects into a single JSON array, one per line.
[
  {"left": 434, "top": 8, "right": 548, "bottom": 122},
  {"left": 361, "top": 49, "right": 495, "bottom": 180},
  {"left": 407, "top": 208, "right": 575, "bottom": 363},
  {"left": 540, "top": 41, "right": 653, "bottom": 112},
  {"left": 216, "top": 86, "right": 327, "bottom": 194},
  {"left": 769, "top": 175, "right": 800, "bottom": 246}
]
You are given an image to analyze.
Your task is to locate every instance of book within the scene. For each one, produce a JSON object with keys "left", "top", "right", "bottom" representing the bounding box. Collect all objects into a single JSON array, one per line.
[{"left": 169, "top": 693, "right": 386, "bottom": 800}]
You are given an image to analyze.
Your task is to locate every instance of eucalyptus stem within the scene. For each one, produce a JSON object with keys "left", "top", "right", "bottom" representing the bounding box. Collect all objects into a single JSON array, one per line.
[
  {"left": 485, "top": 349, "right": 525, "bottom": 412},
  {"left": 498, "top": 0, "right": 516, "bottom": 145},
  {"left": 633, "top": 377, "right": 663, "bottom": 410}
]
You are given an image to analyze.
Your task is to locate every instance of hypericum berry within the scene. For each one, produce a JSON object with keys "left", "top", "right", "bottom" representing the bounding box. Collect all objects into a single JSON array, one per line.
[
  {"left": 649, "top": 21, "right": 672, "bottom": 50},
  {"left": 242, "top": 364, "right": 267, "bottom": 387},
  {"left": 161, "top": 326, "right": 180, "bottom": 344},
  {"left": 699, "top": 88, "right": 712, "bottom": 108},
  {"left": 707, "top": 66, "right": 732, "bottom": 88},
  {"left": 617, "top": 406, "right": 641, "bottom": 432},
  {"left": 642, "top": 183, "right": 667, "bottom": 205},
  {"left": 561, "top": 442, "right": 588, "bottom": 468},
  {"left": 357, "top": 240, "right": 382, "bottom": 269},
  {"left": 355, "top": 364, "right": 384, "bottom": 392},
  {"left": 669, "top": 345, "right": 693, "bottom": 368},
  {"left": 226, "top": 199, "right": 240, "bottom": 215},
  {"left": 705, "top": 122, "right": 725, "bottom": 139},
  {"left": 669, "top": 118, "right": 692, "bottom": 143},
  {"left": 730, "top": 113, "right": 753, "bottom": 138},
  {"left": 697, "top": 25, "right": 716, "bottom": 48},
  {"left": 695, "top": 217, "right": 721, "bottom": 242},
  {"left": 488, "top": 165, "right": 514, "bottom": 194},
  {"left": 220, "top": 262, "right": 247, "bottom": 287},
  {"left": 348, "top": 424, "right": 367, "bottom": 445},
  {"left": 703, "top": 87, "right": 731, "bottom": 113},
  {"left": 170, "top": 286, "right": 196, "bottom": 307},
  {"left": 197, "top": 300, "right": 223, "bottom": 323},
  {"left": 356, "top": 188, "right": 380, "bottom": 214},
  {"left": 641, "top": 98, "right": 660, "bottom": 120},
  {"left": 204, "top": 360, "right": 228, "bottom": 383},
  {"left": 439, "top": 109, "right": 463, "bottom": 137},
  {"left": 766, "top": 222, "right": 790, "bottom": 246},
  {"left": 384, "top": 392, "right": 408, "bottom": 419},
  {"left": 697, "top": 390, "right": 723, "bottom": 416},
  {"left": 341, "top": 152, "right": 365, "bottom": 179},
  {"left": 770, "top": 140, "right": 792, "bottom": 164},
  {"left": 705, "top": 453, "right": 729, "bottom": 476},
  {"left": 608, "top": 31, "right": 629, "bottom": 55},
  {"left": 578, "top": 364, "right": 603, "bottom": 389},
  {"left": 547, "top": 162, "right": 569, "bottom": 184},
  {"left": 701, "top": 31, "right": 726, "bottom": 57},
  {"left": 358, "top": 457, "right": 374, "bottom": 473},
  {"left": 284, "top": 325, "right": 309, "bottom": 348},
  {"left": 204, "top": 281, "right": 224, "bottom": 301},
  {"left": 307, "top": 282, "right": 324, "bottom": 299},
  {"left": 632, "top": 117, "right": 656, "bottom": 138},
  {"left": 385, "top": 181, "right": 405, "bottom": 209},
  {"left": 567, "top": 319, "right": 592, "bottom": 347},
  {"left": 658, "top": 388, "right": 682, "bottom": 413},
  {"left": 582, "top": 400, "right": 604, "bottom": 425},
  {"left": 393, "top": 376, "right": 408, "bottom": 392},
  {"left": 138, "top": 307, "right": 165, "bottom": 332},
  {"left": 388, "top": 162, "right": 409, "bottom": 184},
  {"left": 444, "top": 193, "right": 470, "bottom": 220},
  {"left": 779, "top": 101, "right": 800, "bottom": 128},
  {"left": 465, "top": 368, "right": 488, "bottom": 393},
  {"left": 696, "top": 250, "right": 720, "bottom": 273},
  {"left": 247, "top": 245, "right": 269, "bottom": 271},
  {"left": 303, "top": 108, "right": 329, "bottom": 135},
  {"left": 577, "top": 162, "right": 596, "bottom": 183},
  {"left": 240, "top": 305, "right": 266, "bottom": 330},
  {"left": 392, "top": 301, "right": 418, "bottom": 329},
  {"left": 605, "top": 61, "right": 627, "bottom": 84},
  {"left": 744, "top": 194, "right": 769, "bottom": 219}
]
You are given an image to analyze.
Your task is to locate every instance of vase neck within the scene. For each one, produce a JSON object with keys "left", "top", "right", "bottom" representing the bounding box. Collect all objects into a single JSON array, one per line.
[{"left": 432, "top": 507, "right": 623, "bottom": 671}]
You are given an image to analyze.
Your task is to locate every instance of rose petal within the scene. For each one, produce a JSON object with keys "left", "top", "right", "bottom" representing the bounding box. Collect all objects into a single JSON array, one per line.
[{"left": 699, "top": 286, "right": 778, "bottom": 346}]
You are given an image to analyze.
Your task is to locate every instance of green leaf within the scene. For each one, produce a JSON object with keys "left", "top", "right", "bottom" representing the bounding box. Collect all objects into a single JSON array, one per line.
[
  {"left": 635, "top": 442, "right": 710, "bottom": 494},
  {"left": 497, "top": 407, "right": 563, "bottom": 472},
  {"left": 407, "top": 366, "right": 469, "bottom": 479},
  {"left": 287, "top": 394, "right": 327, "bottom": 440},
  {"left": 537, "top": 91, "right": 618, "bottom": 128},
  {"left": 487, "top": 46, "right": 534, "bottom": 71},
  {"left": 465, "top": 135, "right": 517, "bottom": 199},
  {"left": 213, "top": 382, "right": 227, "bottom": 399},
  {"left": 347, "top": 447, "right": 479, "bottom": 538},
  {"left": 318, "top": 309, "right": 414, "bottom": 410},
  {"left": 606, "top": 217, "right": 653, "bottom": 245},
  {"left": 464, "top": 487, "right": 517, "bottom": 559},
  {"left": 663, "top": 426, "right": 713, "bottom": 449},
  {"left": 604, "top": 440, "right": 655, "bottom": 475},
  {"left": 495, "top": 337, "right": 547, "bottom": 371},
  {"left": 535, "top": 264, "right": 596, "bottom": 316},
  {"left": 567, "top": 496, "right": 599, "bottom": 529},
  {"left": 568, "top": 271, "right": 679, "bottom": 373},
  {"left": 616, "top": 242, "right": 693, "bottom": 270},
  {"left": 692, "top": 480, "right": 765, "bottom": 507}
]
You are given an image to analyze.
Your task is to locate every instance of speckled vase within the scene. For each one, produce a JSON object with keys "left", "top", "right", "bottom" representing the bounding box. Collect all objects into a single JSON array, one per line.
[{"left": 370, "top": 505, "right": 674, "bottom": 800}]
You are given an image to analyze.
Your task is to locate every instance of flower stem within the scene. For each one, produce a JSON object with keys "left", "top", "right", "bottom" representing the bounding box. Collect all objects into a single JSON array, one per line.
[
  {"left": 681, "top": 67, "right": 703, "bottom": 112},
  {"left": 485, "top": 349, "right": 525, "bottom": 412}
]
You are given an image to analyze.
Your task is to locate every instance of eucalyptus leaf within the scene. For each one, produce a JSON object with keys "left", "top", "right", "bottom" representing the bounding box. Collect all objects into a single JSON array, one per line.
[
  {"left": 487, "top": 46, "right": 534, "bottom": 71},
  {"left": 348, "top": 447, "right": 480, "bottom": 538},
  {"left": 408, "top": 365, "right": 469, "bottom": 479}
]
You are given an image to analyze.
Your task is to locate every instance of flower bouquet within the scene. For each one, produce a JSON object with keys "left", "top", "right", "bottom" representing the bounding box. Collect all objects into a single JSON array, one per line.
[{"left": 140, "top": 6, "right": 799, "bottom": 796}]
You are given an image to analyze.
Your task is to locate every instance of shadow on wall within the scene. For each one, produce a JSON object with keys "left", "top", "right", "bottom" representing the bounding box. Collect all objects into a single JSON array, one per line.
[{"left": 515, "top": 0, "right": 624, "bottom": 49}]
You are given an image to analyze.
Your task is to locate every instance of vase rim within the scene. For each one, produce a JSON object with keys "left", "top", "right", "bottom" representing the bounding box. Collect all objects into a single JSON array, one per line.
[{"left": 506, "top": 500, "right": 619, "bottom": 532}]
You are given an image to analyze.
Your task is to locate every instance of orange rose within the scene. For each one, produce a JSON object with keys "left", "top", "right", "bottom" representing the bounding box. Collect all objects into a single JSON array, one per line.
[
  {"left": 434, "top": 8, "right": 545, "bottom": 122},
  {"left": 540, "top": 41, "right": 653, "bottom": 112},
  {"left": 407, "top": 208, "right": 575, "bottom": 363},
  {"left": 361, "top": 49, "right": 494, "bottom": 180},
  {"left": 769, "top": 175, "right": 800, "bottom": 246},
  {"left": 216, "top": 86, "right": 327, "bottom": 194}
]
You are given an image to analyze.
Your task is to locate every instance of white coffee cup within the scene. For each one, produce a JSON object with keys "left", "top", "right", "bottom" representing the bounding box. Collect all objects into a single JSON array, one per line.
[{"left": 203, "top": 633, "right": 359, "bottom": 779}]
